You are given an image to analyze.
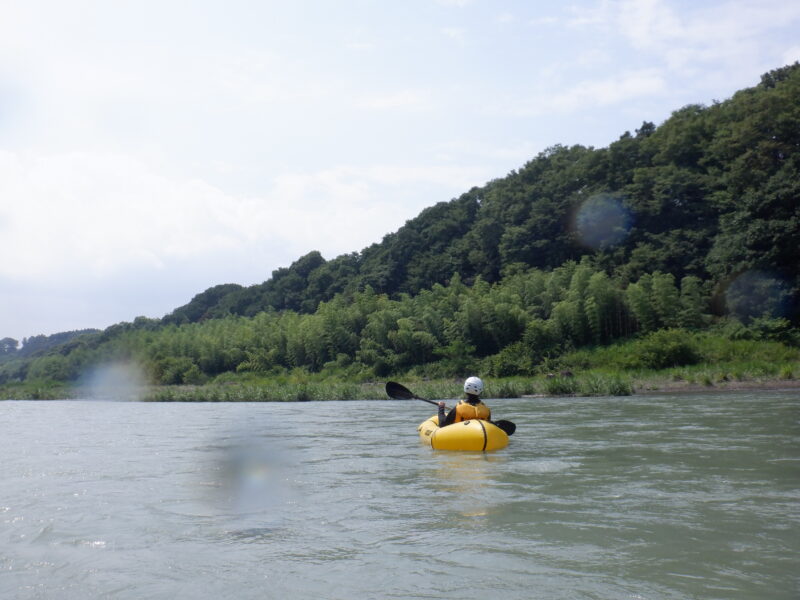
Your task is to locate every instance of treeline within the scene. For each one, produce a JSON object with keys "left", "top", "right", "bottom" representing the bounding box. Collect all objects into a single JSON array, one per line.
[
  {"left": 0, "top": 329, "right": 100, "bottom": 362},
  {"left": 3, "top": 259, "right": 795, "bottom": 387},
  {"left": 163, "top": 63, "right": 800, "bottom": 326}
]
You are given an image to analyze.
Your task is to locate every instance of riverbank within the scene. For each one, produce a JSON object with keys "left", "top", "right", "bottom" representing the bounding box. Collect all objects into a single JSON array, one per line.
[
  {"left": 3, "top": 328, "right": 798, "bottom": 401},
  {"left": 2, "top": 365, "right": 798, "bottom": 401},
  {"left": 631, "top": 376, "right": 800, "bottom": 394}
]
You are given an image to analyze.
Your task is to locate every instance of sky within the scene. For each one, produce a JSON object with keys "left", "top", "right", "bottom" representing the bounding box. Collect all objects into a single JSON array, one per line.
[{"left": 2, "top": 0, "right": 799, "bottom": 343}]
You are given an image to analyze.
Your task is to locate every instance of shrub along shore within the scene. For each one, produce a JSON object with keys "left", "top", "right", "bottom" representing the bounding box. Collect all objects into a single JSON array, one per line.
[
  {"left": 3, "top": 332, "right": 798, "bottom": 401},
  {"left": 2, "top": 368, "right": 799, "bottom": 402}
]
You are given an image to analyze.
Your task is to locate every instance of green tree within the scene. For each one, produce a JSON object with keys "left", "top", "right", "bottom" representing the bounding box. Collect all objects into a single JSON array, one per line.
[
  {"left": 626, "top": 275, "right": 657, "bottom": 333},
  {"left": 0, "top": 337, "right": 18, "bottom": 355},
  {"left": 678, "top": 276, "right": 708, "bottom": 328},
  {"left": 651, "top": 272, "right": 680, "bottom": 328}
]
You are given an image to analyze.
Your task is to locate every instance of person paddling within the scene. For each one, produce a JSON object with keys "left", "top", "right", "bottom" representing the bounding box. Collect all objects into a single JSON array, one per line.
[{"left": 437, "top": 376, "right": 491, "bottom": 427}]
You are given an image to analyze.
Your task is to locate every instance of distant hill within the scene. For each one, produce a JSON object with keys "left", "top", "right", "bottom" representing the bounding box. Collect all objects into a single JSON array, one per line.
[
  {"left": 0, "top": 329, "right": 101, "bottom": 363},
  {"left": 2, "top": 64, "right": 798, "bottom": 388},
  {"left": 164, "top": 63, "right": 800, "bottom": 326}
]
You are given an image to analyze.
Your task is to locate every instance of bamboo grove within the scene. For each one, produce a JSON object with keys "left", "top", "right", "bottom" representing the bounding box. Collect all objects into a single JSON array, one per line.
[{"left": 0, "top": 260, "right": 750, "bottom": 385}]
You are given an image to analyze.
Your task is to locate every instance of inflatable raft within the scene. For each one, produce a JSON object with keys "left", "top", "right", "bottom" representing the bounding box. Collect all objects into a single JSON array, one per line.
[{"left": 417, "top": 415, "right": 509, "bottom": 451}]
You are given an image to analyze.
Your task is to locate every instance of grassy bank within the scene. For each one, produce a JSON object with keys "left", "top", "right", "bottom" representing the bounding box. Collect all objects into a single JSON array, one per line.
[
  {"left": 2, "top": 333, "right": 798, "bottom": 401},
  {"left": 3, "top": 368, "right": 798, "bottom": 402}
]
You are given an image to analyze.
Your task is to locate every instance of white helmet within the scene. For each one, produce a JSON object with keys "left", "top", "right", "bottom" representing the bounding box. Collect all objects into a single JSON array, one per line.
[{"left": 463, "top": 376, "right": 484, "bottom": 396}]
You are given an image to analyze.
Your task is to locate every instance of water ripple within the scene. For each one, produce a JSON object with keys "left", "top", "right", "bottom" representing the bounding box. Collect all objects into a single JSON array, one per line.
[{"left": 1, "top": 393, "right": 798, "bottom": 599}]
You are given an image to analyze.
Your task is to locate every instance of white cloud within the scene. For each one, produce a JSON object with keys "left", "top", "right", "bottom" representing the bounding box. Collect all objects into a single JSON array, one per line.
[
  {"left": 617, "top": 0, "right": 800, "bottom": 74},
  {"left": 441, "top": 27, "right": 467, "bottom": 42},
  {"left": 431, "top": 139, "right": 542, "bottom": 166},
  {"left": 0, "top": 151, "right": 244, "bottom": 281},
  {"left": 783, "top": 46, "right": 800, "bottom": 65},
  {"left": 346, "top": 40, "right": 376, "bottom": 51},
  {"left": 575, "top": 48, "right": 612, "bottom": 68},
  {"left": 529, "top": 16, "right": 559, "bottom": 27},
  {"left": 566, "top": 0, "right": 614, "bottom": 27},
  {"left": 554, "top": 71, "right": 665, "bottom": 110},
  {"left": 435, "top": 0, "right": 472, "bottom": 6},
  {"left": 616, "top": 0, "right": 682, "bottom": 51},
  {"left": 263, "top": 164, "right": 488, "bottom": 253},
  {"left": 355, "top": 89, "right": 433, "bottom": 110},
  {"left": 0, "top": 150, "right": 485, "bottom": 285},
  {"left": 505, "top": 70, "right": 666, "bottom": 116}
]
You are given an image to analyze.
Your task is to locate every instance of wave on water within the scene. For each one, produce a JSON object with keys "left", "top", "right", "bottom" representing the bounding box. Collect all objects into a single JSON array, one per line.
[{"left": 530, "top": 459, "right": 580, "bottom": 473}]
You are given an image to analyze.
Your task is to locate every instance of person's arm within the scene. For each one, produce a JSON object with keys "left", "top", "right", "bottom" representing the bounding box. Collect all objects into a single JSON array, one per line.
[
  {"left": 437, "top": 402, "right": 457, "bottom": 426},
  {"left": 442, "top": 407, "right": 457, "bottom": 426}
]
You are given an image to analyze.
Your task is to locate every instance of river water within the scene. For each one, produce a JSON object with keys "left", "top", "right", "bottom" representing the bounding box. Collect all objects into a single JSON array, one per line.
[{"left": 2, "top": 390, "right": 798, "bottom": 599}]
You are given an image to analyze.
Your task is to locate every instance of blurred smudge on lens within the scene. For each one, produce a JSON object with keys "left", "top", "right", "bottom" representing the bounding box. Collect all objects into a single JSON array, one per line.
[
  {"left": 79, "top": 361, "right": 145, "bottom": 401},
  {"left": 573, "top": 193, "right": 632, "bottom": 250},
  {"left": 723, "top": 270, "right": 792, "bottom": 321},
  {"left": 203, "top": 430, "right": 297, "bottom": 519}
]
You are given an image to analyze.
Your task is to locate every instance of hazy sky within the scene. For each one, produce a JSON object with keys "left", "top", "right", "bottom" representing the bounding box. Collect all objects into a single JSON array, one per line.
[{"left": 2, "top": 0, "right": 799, "bottom": 342}]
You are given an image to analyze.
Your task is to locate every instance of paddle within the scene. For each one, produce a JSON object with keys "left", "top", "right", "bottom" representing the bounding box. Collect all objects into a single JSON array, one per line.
[{"left": 385, "top": 381, "right": 516, "bottom": 436}]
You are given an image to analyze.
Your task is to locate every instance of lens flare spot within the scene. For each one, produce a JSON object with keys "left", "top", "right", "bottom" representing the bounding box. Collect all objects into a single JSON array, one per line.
[
  {"left": 724, "top": 270, "right": 792, "bottom": 321},
  {"left": 573, "top": 194, "right": 632, "bottom": 250},
  {"left": 204, "top": 432, "right": 296, "bottom": 518},
  {"left": 80, "top": 361, "right": 145, "bottom": 401}
]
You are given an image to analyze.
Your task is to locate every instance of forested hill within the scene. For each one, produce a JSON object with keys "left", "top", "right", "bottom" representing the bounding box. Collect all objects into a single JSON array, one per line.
[
  {"left": 1, "top": 64, "right": 798, "bottom": 389},
  {"left": 165, "top": 64, "right": 799, "bottom": 326},
  {"left": 0, "top": 329, "right": 100, "bottom": 363}
]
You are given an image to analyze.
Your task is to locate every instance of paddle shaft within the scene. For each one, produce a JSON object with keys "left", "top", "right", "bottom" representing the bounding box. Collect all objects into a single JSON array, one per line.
[{"left": 415, "top": 396, "right": 442, "bottom": 407}]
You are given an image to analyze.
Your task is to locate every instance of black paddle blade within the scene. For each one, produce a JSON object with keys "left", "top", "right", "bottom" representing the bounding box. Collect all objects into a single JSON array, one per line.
[
  {"left": 494, "top": 420, "right": 516, "bottom": 436},
  {"left": 386, "top": 382, "right": 441, "bottom": 408},
  {"left": 385, "top": 381, "right": 416, "bottom": 400}
]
